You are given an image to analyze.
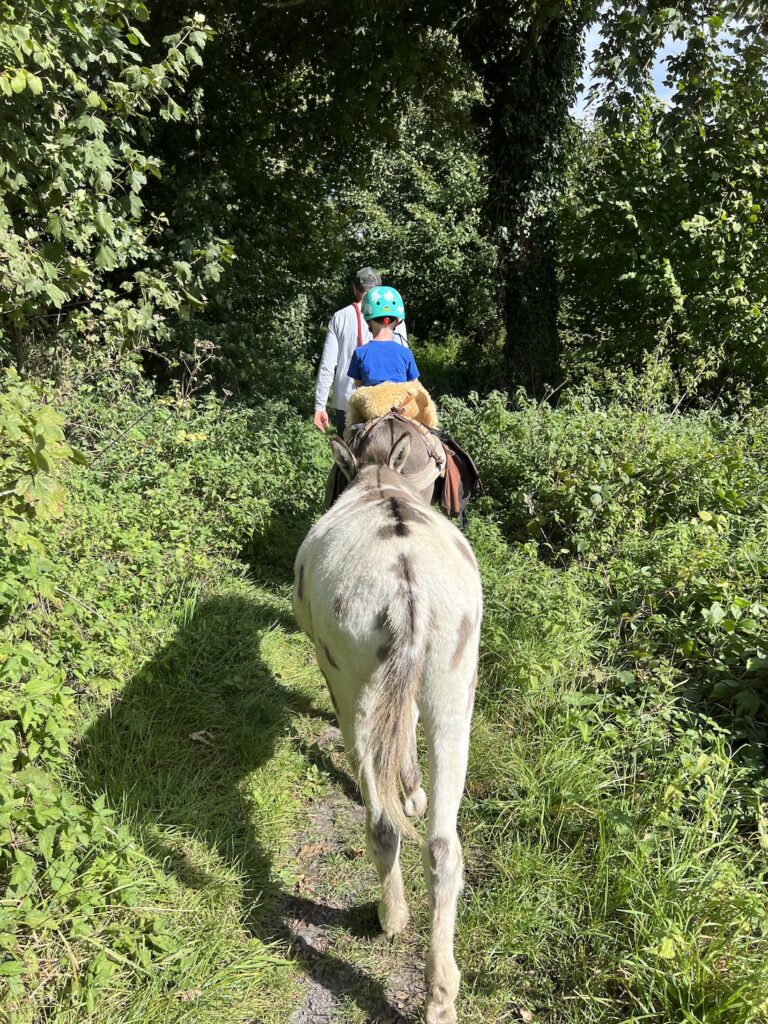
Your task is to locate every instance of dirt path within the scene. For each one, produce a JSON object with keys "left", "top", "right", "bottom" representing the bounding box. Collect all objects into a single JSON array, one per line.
[{"left": 276, "top": 724, "right": 427, "bottom": 1023}]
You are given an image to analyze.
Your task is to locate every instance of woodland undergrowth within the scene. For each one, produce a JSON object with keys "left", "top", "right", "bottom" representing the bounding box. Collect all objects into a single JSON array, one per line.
[{"left": 1, "top": 361, "right": 767, "bottom": 1023}]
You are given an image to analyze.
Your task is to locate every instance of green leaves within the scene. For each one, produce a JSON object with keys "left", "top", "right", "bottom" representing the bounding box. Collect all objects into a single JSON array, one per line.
[
  {"left": 45, "top": 282, "right": 67, "bottom": 307},
  {"left": 564, "top": 11, "right": 768, "bottom": 403},
  {"left": 94, "top": 244, "right": 116, "bottom": 271},
  {"left": 444, "top": 388, "right": 768, "bottom": 747},
  {"left": 1, "top": 369, "right": 80, "bottom": 520},
  {"left": 0, "top": 5, "right": 218, "bottom": 367},
  {"left": 15, "top": 473, "right": 66, "bottom": 518},
  {"left": 1, "top": 67, "right": 44, "bottom": 95}
]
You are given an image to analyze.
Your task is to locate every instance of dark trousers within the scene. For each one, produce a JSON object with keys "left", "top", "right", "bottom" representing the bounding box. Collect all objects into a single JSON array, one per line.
[{"left": 332, "top": 409, "right": 346, "bottom": 436}]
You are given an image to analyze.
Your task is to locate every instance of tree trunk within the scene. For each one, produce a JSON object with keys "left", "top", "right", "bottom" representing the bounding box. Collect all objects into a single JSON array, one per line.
[{"left": 456, "top": 2, "right": 587, "bottom": 396}]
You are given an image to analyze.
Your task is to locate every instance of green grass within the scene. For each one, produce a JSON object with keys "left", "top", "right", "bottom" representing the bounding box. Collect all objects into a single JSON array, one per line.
[
  {"left": 455, "top": 521, "right": 768, "bottom": 1022},
  {"left": 3, "top": 373, "right": 768, "bottom": 1023},
  {"left": 12, "top": 578, "right": 315, "bottom": 1023}
]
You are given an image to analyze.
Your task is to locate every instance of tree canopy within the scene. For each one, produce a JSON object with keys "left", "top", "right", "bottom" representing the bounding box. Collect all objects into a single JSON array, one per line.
[{"left": 1, "top": 0, "right": 767, "bottom": 404}]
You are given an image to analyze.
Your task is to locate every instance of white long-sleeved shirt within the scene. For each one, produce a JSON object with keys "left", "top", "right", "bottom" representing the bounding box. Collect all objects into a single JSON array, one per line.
[{"left": 314, "top": 302, "right": 408, "bottom": 412}]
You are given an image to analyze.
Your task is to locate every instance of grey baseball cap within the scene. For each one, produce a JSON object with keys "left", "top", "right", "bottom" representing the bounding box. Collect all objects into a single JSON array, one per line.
[{"left": 354, "top": 266, "right": 382, "bottom": 289}]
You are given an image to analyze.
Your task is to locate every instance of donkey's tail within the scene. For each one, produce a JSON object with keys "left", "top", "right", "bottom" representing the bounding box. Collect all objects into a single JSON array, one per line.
[{"left": 361, "top": 561, "right": 427, "bottom": 843}]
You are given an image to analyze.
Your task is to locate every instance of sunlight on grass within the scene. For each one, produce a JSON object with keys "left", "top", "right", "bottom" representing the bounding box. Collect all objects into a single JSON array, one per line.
[{"left": 5, "top": 377, "right": 768, "bottom": 1023}]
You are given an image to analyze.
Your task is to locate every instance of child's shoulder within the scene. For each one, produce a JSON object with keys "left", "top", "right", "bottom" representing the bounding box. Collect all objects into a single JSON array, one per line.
[{"left": 370, "top": 340, "right": 407, "bottom": 358}]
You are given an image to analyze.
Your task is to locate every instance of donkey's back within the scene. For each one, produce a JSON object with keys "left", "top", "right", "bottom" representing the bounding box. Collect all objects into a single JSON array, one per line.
[{"left": 295, "top": 463, "right": 481, "bottom": 695}]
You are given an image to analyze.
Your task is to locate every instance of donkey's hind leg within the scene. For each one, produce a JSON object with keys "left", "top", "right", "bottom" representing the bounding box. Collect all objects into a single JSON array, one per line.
[
  {"left": 402, "top": 701, "right": 427, "bottom": 818},
  {"left": 422, "top": 698, "right": 472, "bottom": 1024},
  {"left": 361, "top": 778, "right": 410, "bottom": 937}
]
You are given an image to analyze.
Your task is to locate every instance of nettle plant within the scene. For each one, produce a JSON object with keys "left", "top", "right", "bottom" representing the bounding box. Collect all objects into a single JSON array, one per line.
[{"left": 0, "top": 1, "right": 232, "bottom": 370}]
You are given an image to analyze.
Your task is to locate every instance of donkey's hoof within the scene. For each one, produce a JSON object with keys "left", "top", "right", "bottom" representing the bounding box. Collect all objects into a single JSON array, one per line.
[
  {"left": 404, "top": 786, "right": 428, "bottom": 818},
  {"left": 378, "top": 898, "right": 409, "bottom": 937},
  {"left": 426, "top": 960, "right": 460, "bottom": 1022},
  {"left": 425, "top": 1002, "right": 458, "bottom": 1024}
]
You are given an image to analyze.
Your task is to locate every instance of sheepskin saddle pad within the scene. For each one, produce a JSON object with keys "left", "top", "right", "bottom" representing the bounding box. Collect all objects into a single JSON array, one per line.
[{"left": 345, "top": 380, "right": 439, "bottom": 431}]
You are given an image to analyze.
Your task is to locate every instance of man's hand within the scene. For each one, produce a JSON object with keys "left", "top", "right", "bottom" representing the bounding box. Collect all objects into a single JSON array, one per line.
[{"left": 313, "top": 409, "right": 330, "bottom": 432}]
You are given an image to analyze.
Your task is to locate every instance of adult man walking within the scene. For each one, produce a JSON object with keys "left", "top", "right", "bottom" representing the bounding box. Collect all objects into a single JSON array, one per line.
[{"left": 313, "top": 267, "right": 408, "bottom": 434}]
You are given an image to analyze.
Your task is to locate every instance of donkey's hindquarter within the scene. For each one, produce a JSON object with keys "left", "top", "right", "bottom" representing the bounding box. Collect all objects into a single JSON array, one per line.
[{"left": 293, "top": 463, "right": 482, "bottom": 1024}]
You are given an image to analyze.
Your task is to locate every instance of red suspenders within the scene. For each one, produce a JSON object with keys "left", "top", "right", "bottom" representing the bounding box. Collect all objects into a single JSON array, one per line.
[{"left": 354, "top": 302, "right": 364, "bottom": 347}]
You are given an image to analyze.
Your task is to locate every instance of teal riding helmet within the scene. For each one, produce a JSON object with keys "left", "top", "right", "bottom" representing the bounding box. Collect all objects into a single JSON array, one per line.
[{"left": 361, "top": 285, "right": 405, "bottom": 322}]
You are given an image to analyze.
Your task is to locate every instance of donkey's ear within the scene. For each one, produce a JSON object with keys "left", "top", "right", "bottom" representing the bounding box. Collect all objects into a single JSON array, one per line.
[
  {"left": 330, "top": 435, "right": 357, "bottom": 482},
  {"left": 388, "top": 433, "right": 411, "bottom": 473}
]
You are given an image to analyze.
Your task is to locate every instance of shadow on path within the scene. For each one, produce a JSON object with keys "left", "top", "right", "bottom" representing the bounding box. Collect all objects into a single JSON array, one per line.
[{"left": 77, "top": 591, "right": 415, "bottom": 1022}]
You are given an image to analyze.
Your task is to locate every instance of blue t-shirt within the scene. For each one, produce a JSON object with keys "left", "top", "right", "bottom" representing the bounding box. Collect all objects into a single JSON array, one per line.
[{"left": 347, "top": 341, "right": 419, "bottom": 386}]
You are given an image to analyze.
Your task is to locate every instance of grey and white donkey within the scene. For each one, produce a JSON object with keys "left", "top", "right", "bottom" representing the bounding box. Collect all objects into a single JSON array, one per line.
[{"left": 293, "top": 415, "right": 482, "bottom": 1024}]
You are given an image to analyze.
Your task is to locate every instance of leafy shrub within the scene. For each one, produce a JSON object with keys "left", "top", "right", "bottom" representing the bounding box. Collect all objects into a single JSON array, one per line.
[
  {"left": 0, "top": 369, "right": 326, "bottom": 1017},
  {"left": 443, "top": 388, "right": 768, "bottom": 744},
  {"left": 457, "top": 390, "right": 768, "bottom": 1023},
  {"left": 0, "top": 369, "right": 134, "bottom": 1008},
  {"left": 0, "top": 2, "right": 232, "bottom": 371},
  {"left": 467, "top": 516, "right": 596, "bottom": 703},
  {"left": 203, "top": 290, "right": 322, "bottom": 405}
]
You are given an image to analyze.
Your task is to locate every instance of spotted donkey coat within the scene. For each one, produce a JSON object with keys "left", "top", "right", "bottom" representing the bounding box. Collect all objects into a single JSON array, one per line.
[{"left": 293, "top": 422, "right": 482, "bottom": 1024}]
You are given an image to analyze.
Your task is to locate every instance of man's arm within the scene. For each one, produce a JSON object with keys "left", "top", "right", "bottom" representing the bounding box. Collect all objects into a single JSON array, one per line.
[{"left": 313, "top": 316, "right": 340, "bottom": 430}]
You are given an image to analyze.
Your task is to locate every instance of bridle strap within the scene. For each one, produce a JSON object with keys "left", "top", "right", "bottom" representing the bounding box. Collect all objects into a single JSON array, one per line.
[{"left": 388, "top": 407, "right": 446, "bottom": 474}]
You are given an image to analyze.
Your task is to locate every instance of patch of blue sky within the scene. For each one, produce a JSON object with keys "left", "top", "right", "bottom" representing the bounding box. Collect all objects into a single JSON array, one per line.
[{"left": 573, "top": 23, "right": 687, "bottom": 119}]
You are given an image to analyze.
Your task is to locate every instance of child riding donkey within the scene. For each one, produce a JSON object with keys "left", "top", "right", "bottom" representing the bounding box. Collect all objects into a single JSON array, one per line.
[
  {"left": 313, "top": 268, "right": 409, "bottom": 437},
  {"left": 322, "top": 282, "right": 479, "bottom": 525}
]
